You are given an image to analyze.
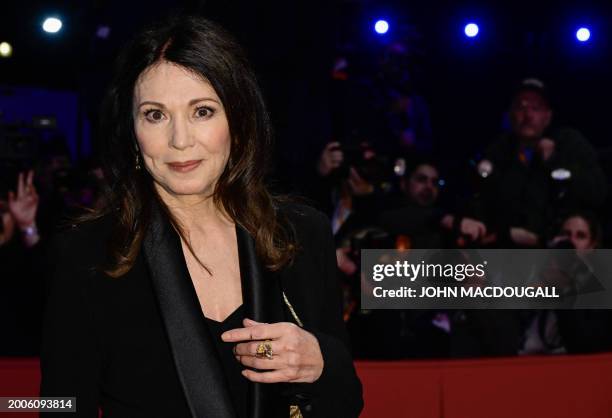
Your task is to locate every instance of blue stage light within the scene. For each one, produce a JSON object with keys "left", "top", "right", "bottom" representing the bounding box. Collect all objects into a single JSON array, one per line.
[
  {"left": 374, "top": 20, "right": 389, "bottom": 35},
  {"left": 464, "top": 23, "right": 479, "bottom": 38},
  {"left": 42, "top": 17, "right": 62, "bottom": 34},
  {"left": 576, "top": 27, "right": 591, "bottom": 42}
]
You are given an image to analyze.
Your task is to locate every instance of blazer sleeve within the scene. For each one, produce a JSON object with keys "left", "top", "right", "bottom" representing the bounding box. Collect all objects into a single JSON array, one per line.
[
  {"left": 39, "top": 229, "right": 101, "bottom": 417},
  {"left": 301, "top": 210, "right": 364, "bottom": 417}
]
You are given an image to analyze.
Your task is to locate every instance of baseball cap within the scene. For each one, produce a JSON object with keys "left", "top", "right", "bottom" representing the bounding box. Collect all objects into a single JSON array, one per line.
[{"left": 511, "top": 78, "right": 552, "bottom": 108}]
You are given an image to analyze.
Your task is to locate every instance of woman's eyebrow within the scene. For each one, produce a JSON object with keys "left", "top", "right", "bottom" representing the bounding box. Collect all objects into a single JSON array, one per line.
[
  {"left": 136, "top": 97, "right": 221, "bottom": 108},
  {"left": 137, "top": 100, "right": 165, "bottom": 109},
  {"left": 188, "top": 97, "right": 221, "bottom": 106}
]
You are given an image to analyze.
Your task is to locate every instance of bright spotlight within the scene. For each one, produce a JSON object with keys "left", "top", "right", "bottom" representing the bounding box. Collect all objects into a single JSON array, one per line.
[
  {"left": 374, "top": 20, "right": 389, "bottom": 35},
  {"left": 42, "top": 17, "right": 63, "bottom": 34},
  {"left": 464, "top": 23, "right": 479, "bottom": 38},
  {"left": 0, "top": 42, "right": 13, "bottom": 58},
  {"left": 576, "top": 27, "right": 591, "bottom": 42}
]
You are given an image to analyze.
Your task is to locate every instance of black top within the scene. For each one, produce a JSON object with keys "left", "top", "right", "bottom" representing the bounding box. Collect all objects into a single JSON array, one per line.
[
  {"left": 40, "top": 202, "right": 363, "bottom": 417},
  {"left": 204, "top": 305, "right": 248, "bottom": 418}
]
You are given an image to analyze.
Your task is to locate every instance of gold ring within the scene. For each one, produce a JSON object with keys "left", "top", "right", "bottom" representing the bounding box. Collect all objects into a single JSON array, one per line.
[{"left": 255, "top": 340, "right": 273, "bottom": 359}]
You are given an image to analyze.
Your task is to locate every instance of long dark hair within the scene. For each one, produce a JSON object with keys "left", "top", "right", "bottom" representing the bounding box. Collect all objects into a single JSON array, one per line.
[{"left": 86, "top": 14, "right": 296, "bottom": 277}]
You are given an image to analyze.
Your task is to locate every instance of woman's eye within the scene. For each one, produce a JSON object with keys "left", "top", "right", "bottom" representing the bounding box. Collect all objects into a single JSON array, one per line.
[
  {"left": 144, "top": 109, "right": 164, "bottom": 122},
  {"left": 195, "top": 106, "right": 213, "bottom": 118}
]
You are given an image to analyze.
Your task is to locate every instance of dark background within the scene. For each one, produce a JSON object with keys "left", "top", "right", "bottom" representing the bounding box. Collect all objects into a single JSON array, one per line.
[{"left": 1, "top": 0, "right": 611, "bottom": 185}]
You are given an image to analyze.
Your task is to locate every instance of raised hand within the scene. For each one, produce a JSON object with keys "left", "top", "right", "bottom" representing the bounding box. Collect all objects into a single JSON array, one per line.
[{"left": 8, "top": 170, "right": 39, "bottom": 230}]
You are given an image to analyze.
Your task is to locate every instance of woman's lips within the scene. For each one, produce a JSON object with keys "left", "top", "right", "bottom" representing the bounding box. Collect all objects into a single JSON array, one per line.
[{"left": 167, "top": 160, "right": 202, "bottom": 173}]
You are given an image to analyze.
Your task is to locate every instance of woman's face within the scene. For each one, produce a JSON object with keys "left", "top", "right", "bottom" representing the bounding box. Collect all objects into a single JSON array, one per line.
[
  {"left": 560, "top": 216, "right": 595, "bottom": 251},
  {"left": 133, "top": 61, "right": 231, "bottom": 199}
]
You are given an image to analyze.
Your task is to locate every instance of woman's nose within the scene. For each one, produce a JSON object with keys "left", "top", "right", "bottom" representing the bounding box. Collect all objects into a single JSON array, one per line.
[{"left": 169, "top": 118, "right": 195, "bottom": 150}]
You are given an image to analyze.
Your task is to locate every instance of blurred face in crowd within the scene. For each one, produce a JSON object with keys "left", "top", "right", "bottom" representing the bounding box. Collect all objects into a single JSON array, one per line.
[
  {"left": 510, "top": 90, "right": 552, "bottom": 141},
  {"left": 403, "top": 163, "right": 439, "bottom": 207},
  {"left": 133, "top": 62, "right": 231, "bottom": 201},
  {"left": 560, "top": 216, "right": 596, "bottom": 251}
]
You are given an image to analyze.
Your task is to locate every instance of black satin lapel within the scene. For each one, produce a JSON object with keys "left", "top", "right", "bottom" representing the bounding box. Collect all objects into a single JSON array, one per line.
[
  {"left": 143, "top": 204, "right": 237, "bottom": 418},
  {"left": 236, "top": 225, "right": 285, "bottom": 418},
  {"left": 236, "top": 225, "right": 284, "bottom": 323}
]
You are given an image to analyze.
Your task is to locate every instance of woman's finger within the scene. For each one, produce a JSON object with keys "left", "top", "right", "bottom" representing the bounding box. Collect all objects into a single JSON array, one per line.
[
  {"left": 236, "top": 353, "right": 282, "bottom": 371},
  {"left": 242, "top": 318, "right": 267, "bottom": 326},
  {"left": 241, "top": 368, "right": 297, "bottom": 384},
  {"left": 221, "top": 324, "right": 282, "bottom": 342},
  {"left": 221, "top": 321, "right": 290, "bottom": 342}
]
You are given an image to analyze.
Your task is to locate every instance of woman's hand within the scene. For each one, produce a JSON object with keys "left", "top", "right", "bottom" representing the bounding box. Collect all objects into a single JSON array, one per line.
[{"left": 221, "top": 318, "right": 324, "bottom": 384}]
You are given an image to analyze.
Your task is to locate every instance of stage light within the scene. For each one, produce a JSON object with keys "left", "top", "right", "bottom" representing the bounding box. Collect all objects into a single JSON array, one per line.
[
  {"left": 464, "top": 23, "right": 479, "bottom": 38},
  {"left": 0, "top": 42, "right": 12, "bottom": 58},
  {"left": 42, "top": 17, "right": 62, "bottom": 34},
  {"left": 96, "top": 25, "right": 111, "bottom": 40},
  {"left": 576, "top": 27, "right": 591, "bottom": 42},
  {"left": 374, "top": 20, "right": 389, "bottom": 35}
]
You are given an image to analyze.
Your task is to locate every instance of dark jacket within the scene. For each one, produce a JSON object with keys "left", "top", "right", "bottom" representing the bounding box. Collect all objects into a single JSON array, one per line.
[
  {"left": 39, "top": 201, "right": 363, "bottom": 418},
  {"left": 377, "top": 202, "right": 448, "bottom": 249},
  {"left": 479, "top": 127, "right": 606, "bottom": 242}
]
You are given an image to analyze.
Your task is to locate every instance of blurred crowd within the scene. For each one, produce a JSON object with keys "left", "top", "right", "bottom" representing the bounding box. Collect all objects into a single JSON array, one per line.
[
  {"left": 0, "top": 129, "right": 103, "bottom": 355},
  {"left": 301, "top": 75, "right": 612, "bottom": 359},
  {"left": 1, "top": 51, "right": 612, "bottom": 359}
]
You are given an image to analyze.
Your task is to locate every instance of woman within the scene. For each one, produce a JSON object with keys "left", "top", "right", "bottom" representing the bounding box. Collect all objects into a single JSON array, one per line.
[
  {"left": 550, "top": 212, "right": 612, "bottom": 354},
  {"left": 40, "top": 15, "right": 363, "bottom": 418},
  {"left": 552, "top": 212, "right": 602, "bottom": 252}
]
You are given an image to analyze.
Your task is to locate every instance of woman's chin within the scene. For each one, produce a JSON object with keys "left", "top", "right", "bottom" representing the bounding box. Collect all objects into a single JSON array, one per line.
[{"left": 155, "top": 181, "right": 214, "bottom": 199}]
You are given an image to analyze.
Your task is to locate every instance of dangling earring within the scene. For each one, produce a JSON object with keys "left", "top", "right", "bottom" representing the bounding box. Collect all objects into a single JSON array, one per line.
[{"left": 135, "top": 152, "right": 142, "bottom": 170}]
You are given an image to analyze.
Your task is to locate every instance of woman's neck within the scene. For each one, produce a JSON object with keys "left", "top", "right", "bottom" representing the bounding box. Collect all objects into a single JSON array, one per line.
[{"left": 155, "top": 184, "right": 233, "bottom": 232}]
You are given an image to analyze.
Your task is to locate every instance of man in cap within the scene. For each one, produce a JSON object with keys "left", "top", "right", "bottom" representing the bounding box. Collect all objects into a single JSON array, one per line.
[{"left": 477, "top": 78, "right": 606, "bottom": 247}]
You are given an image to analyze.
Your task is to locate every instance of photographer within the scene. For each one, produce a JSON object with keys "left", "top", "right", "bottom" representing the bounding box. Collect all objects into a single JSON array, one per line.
[
  {"left": 378, "top": 156, "right": 487, "bottom": 249},
  {"left": 313, "top": 141, "right": 388, "bottom": 242}
]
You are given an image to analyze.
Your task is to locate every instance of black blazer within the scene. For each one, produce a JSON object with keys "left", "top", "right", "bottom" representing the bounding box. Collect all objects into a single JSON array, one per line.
[{"left": 39, "top": 201, "right": 363, "bottom": 418}]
